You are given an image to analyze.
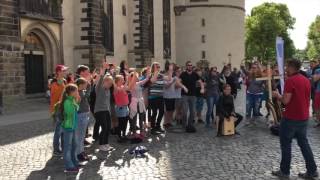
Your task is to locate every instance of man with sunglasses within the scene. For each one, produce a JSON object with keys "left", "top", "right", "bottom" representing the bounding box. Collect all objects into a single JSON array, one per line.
[{"left": 180, "top": 61, "right": 205, "bottom": 132}]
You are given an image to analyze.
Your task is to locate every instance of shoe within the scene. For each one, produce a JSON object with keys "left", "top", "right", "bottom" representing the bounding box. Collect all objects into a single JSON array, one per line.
[
  {"left": 65, "top": 167, "right": 79, "bottom": 173},
  {"left": 314, "top": 123, "right": 320, "bottom": 128},
  {"left": 84, "top": 139, "right": 91, "bottom": 146},
  {"left": 258, "top": 112, "right": 263, "bottom": 116},
  {"left": 163, "top": 123, "right": 172, "bottom": 129},
  {"left": 271, "top": 170, "right": 289, "bottom": 179},
  {"left": 298, "top": 171, "right": 319, "bottom": 179},
  {"left": 198, "top": 119, "right": 204, "bottom": 124},
  {"left": 155, "top": 126, "right": 165, "bottom": 133},
  {"left": 53, "top": 150, "right": 63, "bottom": 157},
  {"left": 235, "top": 131, "right": 240, "bottom": 135},
  {"left": 77, "top": 153, "right": 86, "bottom": 162},
  {"left": 77, "top": 152, "right": 89, "bottom": 162},
  {"left": 151, "top": 128, "right": 161, "bottom": 135},
  {"left": 216, "top": 133, "right": 223, "bottom": 137}
]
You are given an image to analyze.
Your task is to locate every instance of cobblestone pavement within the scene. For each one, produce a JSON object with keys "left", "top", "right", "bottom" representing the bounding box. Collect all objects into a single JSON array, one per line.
[{"left": 1, "top": 90, "right": 320, "bottom": 180}]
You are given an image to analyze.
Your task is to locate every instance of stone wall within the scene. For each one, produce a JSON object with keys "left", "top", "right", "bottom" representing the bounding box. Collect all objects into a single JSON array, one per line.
[
  {"left": 79, "top": 0, "right": 105, "bottom": 69},
  {"left": 0, "top": 0, "right": 25, "bottom": 97}
]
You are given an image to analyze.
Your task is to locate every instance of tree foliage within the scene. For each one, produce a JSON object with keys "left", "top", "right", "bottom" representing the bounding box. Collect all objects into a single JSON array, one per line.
[
  {"left": 245, "top": 3, "right": 296, "bottom": 63},
  {"left": 306, "top": 16, "right": 320, "bottom": 60}
]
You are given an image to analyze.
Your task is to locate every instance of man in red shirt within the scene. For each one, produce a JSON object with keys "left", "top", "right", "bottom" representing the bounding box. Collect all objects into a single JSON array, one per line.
[{"left": 272, "top": 59, "right": 318, "bottom": 179}]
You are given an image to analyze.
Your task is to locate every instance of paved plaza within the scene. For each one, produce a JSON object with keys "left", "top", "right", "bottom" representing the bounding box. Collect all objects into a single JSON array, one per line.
[{"left": 1, "top": 91, "right": 320, "bottom": 180}]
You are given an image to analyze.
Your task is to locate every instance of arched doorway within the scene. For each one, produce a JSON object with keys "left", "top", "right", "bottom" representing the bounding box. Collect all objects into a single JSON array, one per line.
[
  {"left": 22, "top": 22, "right": 62, "bottom": 94},
  {"left": 24, "top": 32, "right": 45, "bottom": 94}
]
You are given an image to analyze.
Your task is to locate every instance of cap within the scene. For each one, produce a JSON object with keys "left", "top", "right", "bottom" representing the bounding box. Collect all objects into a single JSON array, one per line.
[{"left": 55, "top": 65, "right": 68, "bottom": 73}]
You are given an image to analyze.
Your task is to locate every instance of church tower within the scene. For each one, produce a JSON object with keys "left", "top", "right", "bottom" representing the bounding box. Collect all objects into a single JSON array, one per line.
[{"left": 174, "top": 0, "right": 245, "bottom": 68}]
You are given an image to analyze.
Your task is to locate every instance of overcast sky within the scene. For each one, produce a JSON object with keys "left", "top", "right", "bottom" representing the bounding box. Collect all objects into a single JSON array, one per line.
[{"left": 245, "top": 0, "right": 320, "bottom": 49}]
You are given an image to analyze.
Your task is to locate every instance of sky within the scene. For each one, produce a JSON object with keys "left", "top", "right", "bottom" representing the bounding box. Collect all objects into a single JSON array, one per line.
[{"left": 245, "top": 0, "right": 320, "bottom": 49}]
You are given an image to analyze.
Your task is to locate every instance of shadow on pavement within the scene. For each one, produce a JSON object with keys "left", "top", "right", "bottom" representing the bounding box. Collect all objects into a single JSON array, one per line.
[{"left": 0, "top": 118, "right": 53, "bottom": 146}]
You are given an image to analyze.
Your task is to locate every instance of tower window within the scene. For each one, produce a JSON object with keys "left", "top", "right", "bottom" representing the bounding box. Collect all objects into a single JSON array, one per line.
[
  {"left": 201, "top": 35, "right": 206, "bottom": 43},
  {"left": 123, "top": 34, "right": 127, "bottom": 45},
  {"left": 202, "top": 51, "right": 206, "bottom": 59},
  {"left": 201, "top": 18, "right": 205, "bottom": 27},
  {"left": 122, "top": 5, "right": 126, "bottom": 16}
]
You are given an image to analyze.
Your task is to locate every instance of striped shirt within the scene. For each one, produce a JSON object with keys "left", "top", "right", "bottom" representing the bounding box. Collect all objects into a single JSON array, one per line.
[{"left": 149, "top": 74, "right": 165, "bottom": 98}]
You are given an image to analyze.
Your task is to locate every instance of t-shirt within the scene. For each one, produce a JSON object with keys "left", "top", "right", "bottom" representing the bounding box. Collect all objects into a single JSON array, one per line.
[
  {"left": 205, "top": 74, "right": 220, "bottom": 97},
  {"left": 149, "top": 74, "right": 165, "bottom": 99},
  {"left": 163, "top": 77, "right": 178, "bottom": 99},
  {"left": 195, "top": 78, "right": 205, "bottom": 97},
  {"left": 283, "top": 73, "right": 310, "bottom": 120},
  {"left": 50, "top": 78, "right": 66, "bottom": 113},
  {"left": 180, "top": 71, "right": 200, "bottom": 96},
  {"left": 114, "top": 86, "right": 129, "bottom": 106}
]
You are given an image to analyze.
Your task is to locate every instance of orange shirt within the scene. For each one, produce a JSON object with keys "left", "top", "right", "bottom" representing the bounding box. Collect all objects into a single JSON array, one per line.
[{"left": 50, "top": 80, "right": 66, "bottom": 113}]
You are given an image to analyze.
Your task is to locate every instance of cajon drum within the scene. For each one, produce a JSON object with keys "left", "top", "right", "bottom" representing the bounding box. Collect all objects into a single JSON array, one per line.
[{"left": 222, "top": 116, "right": 235, "bottom": 136}]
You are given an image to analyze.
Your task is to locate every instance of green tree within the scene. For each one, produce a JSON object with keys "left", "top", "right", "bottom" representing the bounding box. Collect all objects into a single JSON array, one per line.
[
  {"left": 293, "top": 49, "right": 307, "bottom": 61},
  {"left": 307, "top": 16, "right": 320, "bottom": 59},
  {"left": 245, "top": 3, "right": 296, "bottom": 63}
]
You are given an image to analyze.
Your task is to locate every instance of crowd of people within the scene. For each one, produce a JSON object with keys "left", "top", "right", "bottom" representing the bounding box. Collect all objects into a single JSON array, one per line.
[
  {"left": 49, "top": 60, "right": 250, "bottom": 172},
  {"left": 48, "top": 58, "right": 320, "bottom": 176}
]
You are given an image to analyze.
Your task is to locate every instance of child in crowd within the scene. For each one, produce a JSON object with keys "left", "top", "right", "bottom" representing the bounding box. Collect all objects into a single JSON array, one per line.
[
  {"left": 94, "top": 63, "right": 114, "bottom": 151},
  {"left": 51, "top": 65, "right": 68, "bottom": 156},
  {"left": 75, "top": 78, "right": 90, "bottom": 162},
  {"left": 113, "top": 75, "right": 130, "bottom": 143},
  {"left": 128, "top": 71, "right": 150, "bottom": 132},
  {"left": 60, "top": 84, "right": 80, "bottom": 173},
  {"left": 216, "top": 84, "right": 243, "bottom": 136},
  {"left": 173, "top": 66, "right": 187, "bottom": 124}
]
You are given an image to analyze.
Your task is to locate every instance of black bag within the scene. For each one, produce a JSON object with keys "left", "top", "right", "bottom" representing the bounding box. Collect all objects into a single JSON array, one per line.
[
  {"left": 270, "top": 125, "right": 280, "bottom": 136},
  {"left": 186, "top": 125, "right": 196, "bottom": 133}
]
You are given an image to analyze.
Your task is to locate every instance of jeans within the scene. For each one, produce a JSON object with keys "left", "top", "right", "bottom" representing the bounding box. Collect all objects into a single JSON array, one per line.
[
  {"left": 94, "top": 111, "right": 111, "bottom": 145},
  {"left": 76, "top": 112, "right": 90, "bottom": 155},
  {"left": 246, "top": 93, "right": 262, "bottom": 118},
  {"left": 53, "top": 118, "right": 63, "bottom": 152},
  {"left": 182, "top": 96, "right": 196, "bottom": 127},
  {"left": 149, "top": 98, "right": 164, "bottom": 128},
  {"left": 206, "top": 95, "right": 219, "bottom": 126},
  {"left": 196, "top": 97, "right": 204, "bottom": 113},
  {"left": 63, "top": 129, "right": 79, "bottom": 169},
  {"left": 280, "top": 119, "right": 317, "bottom": 175}
]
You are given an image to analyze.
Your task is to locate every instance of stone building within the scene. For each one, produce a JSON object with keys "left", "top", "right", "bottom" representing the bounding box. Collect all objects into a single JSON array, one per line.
[
  {"left": 0, "top": 0, "right": 245, "bottom": 99},
  {"left": 0, "top": 0, "right": 63, "bottom": 98},
  {"left": 62, "top": 0, "right": 176, "bottom": 69}
]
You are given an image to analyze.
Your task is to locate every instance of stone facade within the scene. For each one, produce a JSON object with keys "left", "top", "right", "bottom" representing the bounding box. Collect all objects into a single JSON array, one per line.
[
  {"left": 0, "top": 0, "right": 63, "bottom": 98},
  {"left": 0, "top": 0, "right": 25, "bottom": 96}
]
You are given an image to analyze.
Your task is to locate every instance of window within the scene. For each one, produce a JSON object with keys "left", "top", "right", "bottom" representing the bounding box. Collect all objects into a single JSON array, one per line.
[
  {"left": 201, "top": 18, "right": 205, "bottom": 27},
  {"left": 123, "top": 34, "right": 127, "bottom": 45},
  {"left": 163, "top": 0, "right": 171, "bottom": 58},
  {"left": 102, "top": 0, "right": 114, "bottom": 54},
  {"left": 201, "top": 35, "right": 206, "bottom": 43},
  {"left": 201, "top": 51, "right": 206, "bottom": 59},
  {"left": 122, "top": 5, "right": 126, "bottom": 16}
]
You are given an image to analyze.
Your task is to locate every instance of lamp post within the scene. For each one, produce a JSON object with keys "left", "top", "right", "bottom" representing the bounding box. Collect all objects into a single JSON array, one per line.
[{"left": 228, "top": 53, "right": 232, "bottom": 64}]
